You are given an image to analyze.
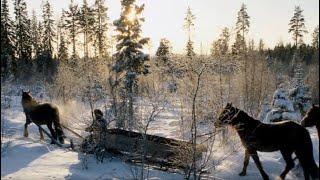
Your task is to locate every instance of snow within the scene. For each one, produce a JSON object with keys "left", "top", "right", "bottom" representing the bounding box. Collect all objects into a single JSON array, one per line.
[{"left": 1, "top": 86, "right": 319, "bottom": 179}]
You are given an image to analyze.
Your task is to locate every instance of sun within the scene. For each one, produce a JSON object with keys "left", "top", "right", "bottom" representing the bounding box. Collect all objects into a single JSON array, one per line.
[{"left": 127, "top": 8, "right": 137, "bottom": 22}]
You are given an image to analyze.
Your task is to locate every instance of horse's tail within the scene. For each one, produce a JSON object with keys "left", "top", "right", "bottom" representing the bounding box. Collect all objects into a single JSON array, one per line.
[
  {"left": 52, "top": 107, "right": 65, "bottom": 144},
  {"left": 295, "top": 129, "right": 319, "bottom": 179}
]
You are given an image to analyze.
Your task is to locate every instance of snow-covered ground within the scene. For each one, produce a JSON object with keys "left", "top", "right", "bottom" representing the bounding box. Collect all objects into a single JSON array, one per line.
[{"left": 1, "top": 87, "right": 319, "bottom": 180}]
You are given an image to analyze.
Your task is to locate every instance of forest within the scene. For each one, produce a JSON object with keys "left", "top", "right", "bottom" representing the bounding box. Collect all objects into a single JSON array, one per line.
[{"left": 1, "top": 0, "right": 319, "bottom": 179}]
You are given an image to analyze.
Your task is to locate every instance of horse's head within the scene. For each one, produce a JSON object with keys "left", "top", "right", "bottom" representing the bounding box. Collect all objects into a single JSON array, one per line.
[
  {"left": 301, "top": 104, "right": 319, "bottom": 127},
  {"left": 215, "top": 103, "right": 240, "bottom": 128},
  {"left": 21, "top": 89, "right": 32, "bottom": 102},
  {"left": 94, "top": 109, "right": 104, "bottom": 120}
]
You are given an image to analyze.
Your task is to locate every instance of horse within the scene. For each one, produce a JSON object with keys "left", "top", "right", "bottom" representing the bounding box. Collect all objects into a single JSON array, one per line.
[
  {"left": 301, "top": 104, "right": 319, "bottom": 140},
  {"left": 215, "top": 103, "right": 319, "bottom": 180},
  {"left": 21, "top": 90, "right": 65, "bottom": 144}
]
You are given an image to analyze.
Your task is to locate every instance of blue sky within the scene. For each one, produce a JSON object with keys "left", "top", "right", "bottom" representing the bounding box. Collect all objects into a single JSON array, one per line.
[{"left": 9, "top": 0, "right": 320, "bottom": 54}]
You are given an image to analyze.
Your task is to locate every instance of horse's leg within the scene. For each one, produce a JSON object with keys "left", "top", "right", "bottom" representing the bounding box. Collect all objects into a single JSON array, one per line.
[
  {"left": 39, "top": 127, "right": 44, "bottom": 140},
  {"left": 24, "top": 117, "right": 31, "bottom": 137},
  {"left": 279, "top": 149, "right": 294, "bottom": 179},
  {"left": 239, "top": 149, "right": 250, "bottom": 176},
  {"left": 47, "top": 123, "right": 57, "bottom": 144},
  {"left": 250, "top": 150, "right": 269, "bottom": 180}
]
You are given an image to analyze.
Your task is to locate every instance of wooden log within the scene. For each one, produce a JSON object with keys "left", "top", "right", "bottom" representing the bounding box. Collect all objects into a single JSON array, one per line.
[{"left": 102, "top": 128, "right": 206, "bottom": 169}]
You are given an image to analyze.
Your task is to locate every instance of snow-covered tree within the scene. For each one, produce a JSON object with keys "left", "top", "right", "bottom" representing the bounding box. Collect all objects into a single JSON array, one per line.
[
  {"left": 1, "top": 0, "right": 15, "bottom": 78},
  {"left": 288, "top": 6, "right": 308, "bottom": 47},
  {"left": 289, "top": 52, "right": 312, "bottom": 116},
  {"left": 113, "top": 0, "right": 150, "bottom": 129},
  {"left": 264, "top": 84, "right": 301, "bottom": 123}
]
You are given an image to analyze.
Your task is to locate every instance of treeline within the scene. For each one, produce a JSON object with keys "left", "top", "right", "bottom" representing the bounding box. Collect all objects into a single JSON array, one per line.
[
  {"left": 0, "top": 0, "right": 319, "bottom": 107},
  {"left": 1, "top": 0, "right": 109, "bottom": 82}
]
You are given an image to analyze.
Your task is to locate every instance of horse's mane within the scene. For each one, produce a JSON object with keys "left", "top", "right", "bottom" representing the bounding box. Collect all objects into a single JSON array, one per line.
[
  {"left": 234, "top": 107, "right": 260, "bottom": 123},
  {"left": 22, "top": 94, "right": 40, "bottom": 111}
]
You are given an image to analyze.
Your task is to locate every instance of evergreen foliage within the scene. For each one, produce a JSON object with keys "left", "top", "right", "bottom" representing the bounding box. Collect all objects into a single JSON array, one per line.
[
  {"left": 288, "top": 6, "right": 308, "bottom": 47},
  {"left": 1, "top": 0, "right": 15, "bottom": 79}
]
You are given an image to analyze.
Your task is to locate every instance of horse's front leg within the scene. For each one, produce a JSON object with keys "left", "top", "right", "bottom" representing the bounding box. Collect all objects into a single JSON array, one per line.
[
  {"left": 239, "top": 149, "right": 250, "bottom": 176},
  {"left": 250, "top": 150, "right": 269, "bottom": 180},
  {"left": 24, "top": 116, "right": 31, "bottom": 137}
]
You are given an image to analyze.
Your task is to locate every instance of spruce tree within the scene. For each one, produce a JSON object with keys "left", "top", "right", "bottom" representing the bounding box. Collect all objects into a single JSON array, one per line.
[
  {"left": 311, "top": 26, "right": 319, "bottom": 50},
  {"left": 57, "top": 15, "right": 68, "bottom": 63},
  {"left": 63, "top": 0, "right": 80, "bottom": 60},
  {"left": 113, "top": 0, "right": 150, "bottom": 129},
  {"left": 30, "top": 10, "right": 41, "bottom": 59},
  {"left": 79, "top": 0, "right": 95, "bottom": 58},
  {"left": 93, "top": 0, "right": 109, "bottom": 58},
  {"left": 288, "top": 6, "right": 308, "bottom": 47},
  {"left": 155, "top": 38, "right": 171, "bottom": 66},
  {"left": 14, "top": 0, "right": 32, "bottom": 78},
  {"left": 42, "top": 0, "right": 55, "bottom": 59},
  {"left": 1, "top": 0, "right": 15, "bottom": 78}
]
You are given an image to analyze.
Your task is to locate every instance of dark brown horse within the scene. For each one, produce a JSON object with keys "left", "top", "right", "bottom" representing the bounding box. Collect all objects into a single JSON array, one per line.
[
  {"left": 301, "top": 104, "right": 319, "bottom": 140},
  {"left": 215, "top": 103, "right": 319, "bottom": 180},
  {"left": 21, "top": 90, "right": 65, "bottom": 144}
]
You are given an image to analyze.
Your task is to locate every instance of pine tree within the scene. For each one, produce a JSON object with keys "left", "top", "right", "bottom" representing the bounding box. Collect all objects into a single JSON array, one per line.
[
  {"left": 79, "top": 0, "right": 95, "bottom": 58},
  {"left": 235, "top": 3, "right": 250, "bottom": 111},
  {"left": 1, "top": 0, "right": 15, "bottom": 78},
  {"left": 235, "top": 3, "right": 250, "bottom": 46},
  {"left": 311, "top": 25, "right": 319, "bottom": 50},
  {"left": 113, "top": 0, "right": 150, "bottom": 129},
  {"left": 93, "top": 0, "right": 109, "bottom": 58},
  {"left": 231, "top": 33, "right": 246, "bottom": 56},
  {"left": 258, "top": 39, "right": 265, "bottom": 54},
  {"left": 63, "top": 0, "right": 80, "bottom": 60},
  {"left": 14, "top": 0, "right": 32, "bottom": 78},
  {"left": 184, "top": 6, "right": 196, "bottom": 59},
  {"left": 288, "top": 6, "right": 308, "bottom": 47}
]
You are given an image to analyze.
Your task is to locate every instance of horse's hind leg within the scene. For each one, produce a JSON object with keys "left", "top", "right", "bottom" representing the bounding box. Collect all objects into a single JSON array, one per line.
[
  {"left": 47, "top": 123, "right": 57, "bottom": 144},
  {"left": 280, "top": 149, "right": 294, "bottom": 179},
  {"left": 250, "top": 150, "right": 269, "bottom": 180},
  {"left": 39, "top": 127, "right": 44, "bottom": 140},
  {"left": 239, "top": 149, "right": 250, "bottom": 176}
]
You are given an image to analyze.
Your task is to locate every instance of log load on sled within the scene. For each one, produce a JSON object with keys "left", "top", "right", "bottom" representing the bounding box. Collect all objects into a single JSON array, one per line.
[{"left": 82, "top": 128, "right": 207, "bottom": 169}]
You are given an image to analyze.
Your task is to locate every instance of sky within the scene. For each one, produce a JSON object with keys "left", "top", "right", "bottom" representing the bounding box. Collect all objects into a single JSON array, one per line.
[{"left": 9, "top": 0, "right": 320, "bottom": 55}]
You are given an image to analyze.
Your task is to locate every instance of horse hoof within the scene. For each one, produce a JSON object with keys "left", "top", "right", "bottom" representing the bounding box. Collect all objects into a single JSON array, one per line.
[
  {"left": 262, "top": 175, "right": 269, "bottom": 180},
  {"left": 239, "top": 172, "right": 246, "bottom": 176}
]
